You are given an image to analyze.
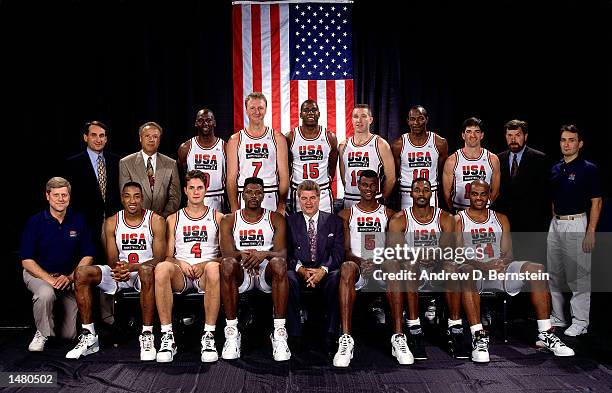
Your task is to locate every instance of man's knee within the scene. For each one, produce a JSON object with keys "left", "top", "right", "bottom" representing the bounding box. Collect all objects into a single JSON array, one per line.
[
  {"left": 340, "top": 261, "right": 358, "bottom": 281},
  {"left": 221, "top": 257, "right": 240, "bottom": 279},
  {"left": 523, "top": 262, "right": 545, "bottom": 274},
  {"left": 33, "top": 285, "right": 56, "bottom": 304},
  {"left": 269, "top": 257, "right": 287, "bottom": 277},
  {"left": 74, "top": 265, "right": 98, "bottom": 286},
  {"left": 137, "top": 264, "right": 155, "bottom": 284},
  {"left": 154, "top": 261, "right": 175, "bottom": 283},
  {"left": 204, "top": 262, "right": 220, "bottom": 284}
]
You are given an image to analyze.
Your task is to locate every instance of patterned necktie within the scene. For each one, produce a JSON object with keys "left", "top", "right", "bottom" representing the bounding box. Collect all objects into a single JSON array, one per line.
[
  {"left": 510, "top": 154, "right": 518, "bottom": 179},
  {"left": 308, "top": 218, "right": 317, "bottom": 262},
  {"left": 146, "top": 156, "right": 155, "bottom": 190},
  {"left": 97, "top": 155, "right": 107, "bottom": 201}
]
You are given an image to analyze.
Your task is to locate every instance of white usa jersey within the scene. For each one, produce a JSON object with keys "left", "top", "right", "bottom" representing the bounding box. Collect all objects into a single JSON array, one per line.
[
  {"left": 289, "top": 126, "right": 332, "bottom": 190},
  {"left": 404, "top": 207, "right": 443, "bottom": 248},
  {"left": 348, "top": 204, "right": 388, "bottom": 259},
  {"left": 458, "top": 209, "right": 503, "bottom": 262},
  {"left": 399, "top": 132, "right": 440, "bottom": 192},
  {"left": 237, "top": 128, "right": 278, "bottom": 193},
  {"left": 452, "top": 148, "right": 494, "bottom": 209},
  {"left": 115, "top": 209, "right": 154, "bottom": 264},
  {"left": 186, "top": 137, "right": 226, "bottom": 197},
  {"left": 173, "top": 208, "right": 219, "bottom": 265},
  {"left": 232, "top": 209, "right": 275, "bottom": 252},
  {"left": 343, "top": 135, "right": 384, "bottom": 203}
]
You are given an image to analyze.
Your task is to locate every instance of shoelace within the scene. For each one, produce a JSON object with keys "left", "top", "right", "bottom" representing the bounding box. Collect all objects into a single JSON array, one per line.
[
  {"left": 159, "top": 333, "right": 174, "bottom": 351},
  {"left": 394, "top": 335, "right": 409, "bottom": 353},
  {"left": 202, "top": 332, "right": 215, "bottom": 351},
  {"left": 225, "top": 326, "right": 238, "bottom": 338},
  {"left": 140, "top": 333, "right": 154, "bottom": 350},
  {"left": 542, "top": 331, "right": 563, "bottom": 347},
  {"left": 338, "top": 335, "right": 351, "bottom": 355},
  {"left": 33, "top": 331, "right": 45, "bottom": 342},
  {"left": 73, "top": 333, "right": 89, "bottom": 349},
  {"left": 475, "top": 335, "right": 489, "bottom": 351},
  {"left": 274, "top": 327, "right": 288, "bottom": 340}
]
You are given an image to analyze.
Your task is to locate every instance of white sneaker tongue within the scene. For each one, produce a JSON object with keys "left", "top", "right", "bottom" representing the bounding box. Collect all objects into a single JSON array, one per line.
[{"left": 274, "top": 328, "right": 287, "bottom": 339}]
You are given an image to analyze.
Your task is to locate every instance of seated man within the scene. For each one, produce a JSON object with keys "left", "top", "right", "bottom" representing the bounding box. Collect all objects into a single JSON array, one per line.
[
  {"left": 334, "top": 170, "right": 397, "bottom": 367},
  {"left": 219, "top": 177, "right": 291, "bottom": 361},
  {"left": 154, "top": 170, "right": 223, "bottom": 363},
  {"left": 21, "top": 177, "right": 95, "bottom": 351},
  {"left": 286, "top": 180, "right": 344, "bottom": 346},
  {"left": 387, "top": 178, "right": 469, "bottom": 361},
  {"left": 66, "top": 182, "right": 166, "bottom": 360},
  {"left": 457, "top": 180, "right": 574, "bottom": 362}
]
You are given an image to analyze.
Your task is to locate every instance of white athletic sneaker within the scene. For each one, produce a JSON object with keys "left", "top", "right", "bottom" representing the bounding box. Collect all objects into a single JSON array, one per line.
[
  {"left": 391, "top": 333, "right": 414, "bottom": 365},
  {"left": 536, "top": 329, "right": 575, "bottom": 356},
  {"left": 270, "top": 327, "right": 291, "bottom": 361},
  {"left": 139, "top": 331, "right": 156, "bottom": 361},
  {"left": 471, "top": 330, "right": 490, "bottom": 363},
  {"left": 65, "top": 329, "right": 99, "bottom": 359},
  {"left": 222, "top": 326, "right": 241, "bottom": 360},
  {"left": 201, "top": 331, "right": 218, "bottom": 362},
  {"left": 333, "top": 334, "right": 354, "bottom": 367},
  {"left": 564, "top": 324, "right": 587, "bottom": 337},
  {"left": 156, "top": 331, "right": 177, "bottom": 362},
  {"left": 28, "top": 330, "right": 48, "bottom": 352}
]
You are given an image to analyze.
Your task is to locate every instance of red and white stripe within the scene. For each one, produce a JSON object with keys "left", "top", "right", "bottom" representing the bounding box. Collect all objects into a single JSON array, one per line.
[{"left": 233, "top": 2, "right": 354, "bottom": 197}]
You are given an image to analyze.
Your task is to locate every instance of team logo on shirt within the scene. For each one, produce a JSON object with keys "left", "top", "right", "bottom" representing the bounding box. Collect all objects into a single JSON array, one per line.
[
  {"left": 245, "top": 143, "right": 270, "bottom": 159},
  {"left": 469, "top": 227, "right": 497, "bottom": 245},
  {"left": 462, "top": 165, "right": 487, "bottom": 181},
  {"left": 121, "top": 233, "right": 148, "bottom": 250},
  {"left": 407, "top": 151, "right": 432, "bottom": 168},
  {"left": 69, "top": 230, "right": 78, "bottom": 237},
  {"left": 413, "top": 229, "right": 438, "bottom": 247},
  {"left": 239, "top": 229, "right": 265, "bottom": 247},
  {"left": 348, "top": 151, "right": 370, "bottom": 168},
  {"left": 194, "top": 154, "right": 218, "bottom": 171},
  {"left": 356, "top": 216, "right": 382, "bottom": 232},
  {"left": 182, "top": 225, "right": 208, "bottom": 243},
  {"left": 568, "top": 173, "right": 576, "bottom": 181},
  {"left": 298, "top": 145, "right": 324, "bottom": 161}
]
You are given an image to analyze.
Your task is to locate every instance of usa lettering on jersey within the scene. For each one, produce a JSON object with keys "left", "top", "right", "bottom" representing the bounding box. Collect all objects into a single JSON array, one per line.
[
  {"left": 356, "top": 216, "right": 382, "bottom": 232},
  {"left": 182, "top": 225, "right": 209, "bottom": 243},
  {"left": 239, "top": 228, "right": 265, "bottom": 248},
  {"left": 245, "top": 143, "right": 270, "bottom": 160},
  {"left": 121, "top": 233, "right": 148, "bottom": 251},
  {"left": 347, "top": 151, "right": 370, "bottom": 168},
  {"left": 193, "top": 153, "right": 218, "bottom": 171}
]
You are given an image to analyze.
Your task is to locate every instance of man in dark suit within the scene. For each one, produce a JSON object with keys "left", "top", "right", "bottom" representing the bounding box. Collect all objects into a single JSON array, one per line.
[
  {"left": 286, "top": 180, "right": 344, "bottom": 345},
  {"left": 64, "top": 121, "right": 121, "bottom": 252},
  {"left": 494, "top": 120, "right": 551, "bottom": 259},
  {"left": 119, "top": 122, "right": 181, "bottom": 218}
]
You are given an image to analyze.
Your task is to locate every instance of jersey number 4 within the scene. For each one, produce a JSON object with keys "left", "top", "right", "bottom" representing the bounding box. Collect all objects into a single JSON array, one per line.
[{"left": 191, "top": 243, "right": 202, "bottom": 259}]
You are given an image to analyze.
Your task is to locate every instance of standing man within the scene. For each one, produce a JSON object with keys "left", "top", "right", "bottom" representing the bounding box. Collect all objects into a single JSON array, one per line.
[
  {"left": 154, "top": 170, "right": 224, "bottom": 363},
  {"left": 442, "top": 117, "right": 500, "bottom": 212},
  {"left": 286, "top": 180, "right": 344, "bottom": 345},
  {"left": 65, "top": 182, "right": 166, "bottom": 360},
  {"left": 494, "top": 120, "right": 551, "bottom": 232},
  {"left": 219, "top": 177, "right": 291, "bottom": 361},
  {"left": 64, "top": 121, "right": 121, "bottom": 251},
  {"left": 458, "top": 180, "right": 574, "bottom": 361},
  {"left": 391, "top": 106, "right": 448, "bottom": 209},
  {"left": 339, "top": 104, "right": 395, "bottom": 208},
  {"left": 547, "top": 125, "right": 602, "bottom": 336},
  {"left": 177, "top": 109, "right": 227, "bottom": 212},
  {"left": 334, "top": 170, "right": 397, "bottom": 367},
  {"left": 226, "top": 92, "right": 289, "bottom": 214},
  {"left": 21, "top": 177, "right": 95, "bottom": 351},
  {"left": 120, "top": 122, "right": 181, "bottom": 218},
  {"left": 286, "top": 100, "right": 339, "bottom": 213}
]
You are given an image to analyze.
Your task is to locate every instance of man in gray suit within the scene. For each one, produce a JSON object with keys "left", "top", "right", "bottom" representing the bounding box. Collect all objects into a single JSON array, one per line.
[{"left": 119, "top": 122, "right": 181, "bottom": 217}]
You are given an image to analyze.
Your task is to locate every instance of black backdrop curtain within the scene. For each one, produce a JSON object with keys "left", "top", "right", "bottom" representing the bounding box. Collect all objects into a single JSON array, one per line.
[{"left": 1, "top": 0, "right": 610, "bottom": 324}]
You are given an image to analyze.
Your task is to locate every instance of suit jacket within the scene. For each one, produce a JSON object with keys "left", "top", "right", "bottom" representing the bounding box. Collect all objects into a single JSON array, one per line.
[
  {"left": 119, "top": 151, "right": 181, "bottom": 217},
  {"left": 63, "top": 150, "right": 121, "bottom": 242},
  {"left": 286, "top": 211, "right": 345, "bottom": 272},
  {"left": 494, "top": 146, "right": 551, "bottom": 232}
]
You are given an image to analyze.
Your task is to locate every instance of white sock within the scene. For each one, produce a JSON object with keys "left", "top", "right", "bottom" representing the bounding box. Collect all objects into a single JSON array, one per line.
[
  {"left": 273, "top": 318, "right": 286, "bottom": 330},
  {"left": 537, "top": 319, "right": 552, "bottom": 332},
  {"left": 470, "top": 324, "right": 483, "bottom": 336},
  {"left": 407, "top": 318, "right": 421, "bottom": 328},
  {"left": 82, "top": 323, "right": 95, "bottom": 335},
  {"left": 204, "top": 324, "right": 216, "bottom": 332},
  {"left": 161, "top": 324, "right": 172, "bottom": 333},
  {"left": 448, "top": 319, "right": 462, "bottom": 328},
  {"left": 226, "top": 319, "right": 238, "bottom": 327},
  {"left": 142, "top": 325, "right": 153, "bottom": 334}
]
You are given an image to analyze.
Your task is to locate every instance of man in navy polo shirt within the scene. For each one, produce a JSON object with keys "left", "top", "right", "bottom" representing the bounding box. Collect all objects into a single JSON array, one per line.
[
  {"left": 20, "top": 177, "right": 95, "bottom": 351},
  {"left": 547, "top": 125, "right": 602, "bottom": 337}
]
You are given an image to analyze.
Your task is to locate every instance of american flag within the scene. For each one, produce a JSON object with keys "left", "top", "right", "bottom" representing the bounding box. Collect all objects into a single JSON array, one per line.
[{"left": 232, "top": 1, "right": 355, "bottom": 196}]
